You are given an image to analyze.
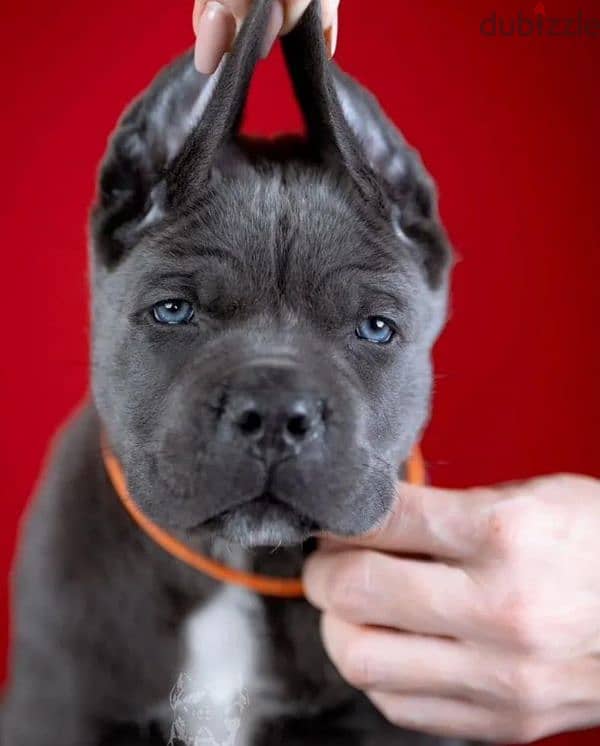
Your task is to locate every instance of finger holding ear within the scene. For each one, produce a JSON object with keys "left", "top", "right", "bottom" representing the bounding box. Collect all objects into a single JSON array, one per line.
[
  {"left": 281, "top": 0, "right": 339, "bottom": 56},
  {"left": 193, "top": 0, "right": 286, "bottom": 72},
  {"left": 193, "top": 0, "right": 339, "bottom": 74},
  {"left": 281, "top": 0, "right": 339, "bottom": 52},
  {"left": 193, "top": 1, "right": 239, "bottom": 74}
]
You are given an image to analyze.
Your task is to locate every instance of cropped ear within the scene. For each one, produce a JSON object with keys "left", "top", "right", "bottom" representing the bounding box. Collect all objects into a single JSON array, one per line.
[
  {"left": 92, "top": 0, "right": 274, "bottom": 267},
  {"left": 91, "top": 52, "right": 219, "bottom": 266},
  {"left": 331, "top": 65, "right": 451, "bottom": 287},
  {"left": 165, "top": 0, "right": 273, "bottom": 206},
  {"left": 282, "top": 1, "right": 451, "bottom": 287}
]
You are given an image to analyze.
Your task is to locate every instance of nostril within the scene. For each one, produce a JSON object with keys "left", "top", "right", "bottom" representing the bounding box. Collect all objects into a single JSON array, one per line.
[
  {"left": 286, "top": 413, "right": 311, "bottom": 439},
  {"left": 237, "top": 409, "right": 263, "bottom": 436}
]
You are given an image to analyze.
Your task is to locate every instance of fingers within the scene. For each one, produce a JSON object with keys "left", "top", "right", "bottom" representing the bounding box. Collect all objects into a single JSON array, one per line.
[
  {"left": 280, "top": 0, "right": 338, "bottom": 36},
  {"left": 320, "top": 615, "right": 582, "bottom": 742},
  {"left": 303, "top": 549, "right": 479, "bottom": 639},
  {"left": 320, "top": 614, "right": 478, "bottom": 697},
  {"left": 332, "top": 481, "right": 500, "bottom": 560},
  {"left": 367, "top": 687, "right": 593, "bottom": 742},
  {"left": 194, "top": 1, "right": 237, "bottom": 74},
  {"left": 279, "top": 0, "right": 312, "bottom": 33},
  {"left": 193, "top": 0, "right": 340, "bottom": 74},
  {"left": 366, "top": 691, "right": 550, "bottom": 743},
  {"left": 281, "top": 0, "right": 339, "bottom": 56},
  {"left": 320, "top": 614, "right": 587, "bottom": 709}
]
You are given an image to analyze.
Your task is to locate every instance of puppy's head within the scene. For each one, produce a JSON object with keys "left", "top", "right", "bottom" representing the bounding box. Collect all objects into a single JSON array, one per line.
[{"left": 90, "top": 0, "right": 452, "bottom": 548}]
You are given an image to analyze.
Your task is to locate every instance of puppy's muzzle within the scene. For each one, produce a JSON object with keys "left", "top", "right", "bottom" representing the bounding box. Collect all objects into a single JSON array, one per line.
[{"left": 216, "top": 363, "right": 327, "bottom": 466}]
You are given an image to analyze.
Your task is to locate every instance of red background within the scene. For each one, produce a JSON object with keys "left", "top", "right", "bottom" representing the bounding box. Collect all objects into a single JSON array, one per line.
[{"left": 1, "top": 0, "right": 599, "bottom": 742}]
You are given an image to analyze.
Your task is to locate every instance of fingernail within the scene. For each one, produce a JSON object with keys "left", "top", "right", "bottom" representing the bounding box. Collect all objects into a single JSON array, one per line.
[
  {"left": 324, "top": 14, "right": 338, "bottom": 59},
  {"left": 260, "top": 0, "right": 284, "bottom": 59},
  {"left": 194, "top": 0, "right": 236, "bottom": 75}
]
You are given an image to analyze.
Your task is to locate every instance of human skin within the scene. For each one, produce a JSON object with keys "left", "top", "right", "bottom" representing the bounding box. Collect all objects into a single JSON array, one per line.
[
  {"left": 192, "top": 0, "right": 340, "bottom": 73},
  {"left": 303, "top": 473, "right": 600, "bottom": 743}
]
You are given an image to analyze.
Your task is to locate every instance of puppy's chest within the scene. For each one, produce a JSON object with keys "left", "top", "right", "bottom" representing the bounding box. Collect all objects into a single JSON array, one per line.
[{"left": 169, "top": 586, "right": 294, "bottom": 746}]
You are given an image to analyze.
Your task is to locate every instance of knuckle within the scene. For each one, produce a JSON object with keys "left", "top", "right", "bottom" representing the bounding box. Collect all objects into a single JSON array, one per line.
[
  {"left": 485, "top": 502, "right": 538, "bottom": 561},
  {"left": 328, "top": 552, "right": 373, "bottom": 618},
  {"left": 495, "top": 660, "right": 544, "bottom": 711},
  {"left": 494, "top": 595, "right": 546, "bottom": 653}
]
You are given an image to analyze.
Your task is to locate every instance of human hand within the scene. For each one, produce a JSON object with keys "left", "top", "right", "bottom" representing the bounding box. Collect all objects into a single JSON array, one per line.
[
  {"left": 303, "top": 473, "right": 600, "bottom": 742},
  {"left": 192, "top": 0, "right": 339, "bottom": 74}
]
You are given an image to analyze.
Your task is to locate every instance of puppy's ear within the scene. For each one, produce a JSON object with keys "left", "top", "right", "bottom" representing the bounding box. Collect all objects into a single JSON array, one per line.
[
  {"left": 331, "top": 66, "right": 451, "bottom": 288},
  {"left": 92, "top": 53, "right": 215, "bottom": 266},
  {"left": 282, "top": 1, "right": 451, "bottom": 287},
  {"left": 165, "top": 0, "right": 273, "bottom": 206},
  {"left": 92, "top": 0, "right": 274, "bottom": 267}
]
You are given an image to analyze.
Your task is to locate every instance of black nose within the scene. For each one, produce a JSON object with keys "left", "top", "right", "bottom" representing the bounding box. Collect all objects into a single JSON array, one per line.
[{"left": 221, "top": 389, "right": 325, "bottom": 461}]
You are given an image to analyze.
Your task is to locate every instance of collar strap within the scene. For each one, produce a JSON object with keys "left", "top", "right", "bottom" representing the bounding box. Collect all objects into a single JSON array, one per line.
[{"left": 101, "top": 434, "right": 425, "bottom": 599}]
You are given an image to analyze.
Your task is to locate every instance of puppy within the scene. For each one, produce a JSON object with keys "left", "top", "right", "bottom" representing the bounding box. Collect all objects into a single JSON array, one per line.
[{"left": 2, "top": 1, "right": 459, "bottom": 744}]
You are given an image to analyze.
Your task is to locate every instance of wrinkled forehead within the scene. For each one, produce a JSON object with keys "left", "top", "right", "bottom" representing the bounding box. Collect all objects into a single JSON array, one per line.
[
  {"left": 200, "top": 167, "right": 384, "bottom": 263},
  {"left": 112, "top": 167, "right": 420, "bottom": 316}
]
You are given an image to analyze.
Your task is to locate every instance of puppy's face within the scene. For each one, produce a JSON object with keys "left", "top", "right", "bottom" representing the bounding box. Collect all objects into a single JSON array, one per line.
[{"left": 91, "top": 48, "right": 451, "bottom": 547}]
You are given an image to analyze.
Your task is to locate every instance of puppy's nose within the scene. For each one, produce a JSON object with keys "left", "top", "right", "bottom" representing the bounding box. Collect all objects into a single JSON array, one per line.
[{"left": 222, "top": 390, "right": 325, "bottom": 460}]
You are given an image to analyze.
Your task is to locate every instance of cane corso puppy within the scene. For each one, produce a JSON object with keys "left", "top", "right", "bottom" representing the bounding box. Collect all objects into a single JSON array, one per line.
[{"left": 1, "top": 1, "right": 458, "bottom": 744}]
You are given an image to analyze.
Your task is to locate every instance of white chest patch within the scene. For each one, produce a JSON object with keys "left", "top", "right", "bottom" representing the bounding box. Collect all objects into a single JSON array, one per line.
[{"left": 168, "top": 586, "right": 262, "bottom": 746}]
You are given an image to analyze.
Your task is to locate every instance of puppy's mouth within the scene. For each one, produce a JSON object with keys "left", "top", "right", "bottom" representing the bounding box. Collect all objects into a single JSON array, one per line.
[{"left": 189, "top": 493, "right": 321, "bottom": 548}]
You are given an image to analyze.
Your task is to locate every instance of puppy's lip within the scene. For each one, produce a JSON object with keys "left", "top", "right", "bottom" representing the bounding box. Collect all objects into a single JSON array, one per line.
[
  {"left": 188, "top": 492, "right": 321, "bottom": 533},
  {"left": 244, "top": 493, "right": 320, "bottom": 529}
]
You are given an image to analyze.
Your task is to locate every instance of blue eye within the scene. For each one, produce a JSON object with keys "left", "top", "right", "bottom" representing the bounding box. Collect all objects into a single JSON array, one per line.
[
  {"left": 356, "top": 317, "right": 395, "bottom": 344},
  {"left": 152, "top": 299, "right": 194, "bottom": 325}
]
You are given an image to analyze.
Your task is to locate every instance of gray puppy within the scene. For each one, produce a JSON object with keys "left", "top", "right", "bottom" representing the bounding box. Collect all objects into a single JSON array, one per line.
[{"left": 1, "top": 1, "right": 461, "bottom": 744}]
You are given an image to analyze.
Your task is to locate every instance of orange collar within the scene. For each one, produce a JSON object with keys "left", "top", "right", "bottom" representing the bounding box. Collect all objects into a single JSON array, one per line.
[{"left": 101, "top": 435, "right": 425, "bottom": 599}]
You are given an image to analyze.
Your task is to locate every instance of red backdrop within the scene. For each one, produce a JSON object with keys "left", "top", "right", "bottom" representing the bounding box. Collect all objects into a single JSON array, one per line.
[{"left": 2, "top": 1, "right": 599, "bottom": 743}]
